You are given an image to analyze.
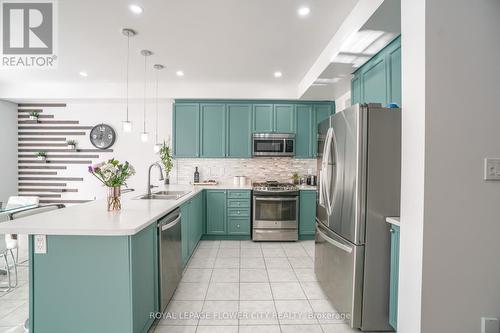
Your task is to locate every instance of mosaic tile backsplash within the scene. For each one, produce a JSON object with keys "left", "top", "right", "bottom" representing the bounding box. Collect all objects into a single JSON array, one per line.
[{"left": 172, "top": 158, "right": 317, "bottom": 185}]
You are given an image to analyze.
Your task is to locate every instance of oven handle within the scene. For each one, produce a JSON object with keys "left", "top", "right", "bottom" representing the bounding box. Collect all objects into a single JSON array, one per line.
[{"left": 254, "top": 197, "right": 298, "bottom": 201}]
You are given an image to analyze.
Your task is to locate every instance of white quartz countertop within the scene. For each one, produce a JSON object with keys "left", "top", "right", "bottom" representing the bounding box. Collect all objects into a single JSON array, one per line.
[
  {"left": 386, "top": 216, "right": 401, "bottom": 226},
  {"left": 298, "top": 185, "right": 317, "bottom": 191},
  {"left": 0, "top": 184, "right": 253, "bottom": 237}
]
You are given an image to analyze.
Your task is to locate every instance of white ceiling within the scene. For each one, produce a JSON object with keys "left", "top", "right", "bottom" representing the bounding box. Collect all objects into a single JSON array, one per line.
[{"left": 0, "top": 0, "right": 362, "bottom": 100}]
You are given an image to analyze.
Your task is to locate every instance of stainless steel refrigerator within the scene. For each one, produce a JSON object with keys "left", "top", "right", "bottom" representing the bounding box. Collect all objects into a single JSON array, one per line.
[{"left": 315, "top": 103, "right": 401, "bottom": 331}]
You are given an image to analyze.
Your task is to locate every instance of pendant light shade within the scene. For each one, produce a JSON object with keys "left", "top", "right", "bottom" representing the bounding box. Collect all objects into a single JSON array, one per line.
[
  {"left": 121, "top": 28, "right": 136, "bottom": 132},
  {"left": 140, "top": 49, "right": 153, "bottom": 142},
  {"left": 153, "top": 64, "right": 164, "bottom": 152}
]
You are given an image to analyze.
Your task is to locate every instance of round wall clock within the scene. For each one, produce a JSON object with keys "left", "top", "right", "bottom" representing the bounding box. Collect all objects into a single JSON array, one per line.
[{"left": 89, "top": 124, "right": 116, "bottom": 149}]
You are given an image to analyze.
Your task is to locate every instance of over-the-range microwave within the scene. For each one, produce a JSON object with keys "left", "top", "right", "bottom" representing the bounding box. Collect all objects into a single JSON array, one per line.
[{"left": 252, "top": 133, "right": 295, "bottom": 157}]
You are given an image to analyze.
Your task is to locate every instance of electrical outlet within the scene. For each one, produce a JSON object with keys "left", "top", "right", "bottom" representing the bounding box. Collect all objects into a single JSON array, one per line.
[
  {"left": 34, "top": 235, "right": 47, "bottom": 254},
  {"left": 481, "top": 317, "right": 499, "bottom": 333},
  {"left": 484, "top": 158, "right": 500, "bottom": 180}
]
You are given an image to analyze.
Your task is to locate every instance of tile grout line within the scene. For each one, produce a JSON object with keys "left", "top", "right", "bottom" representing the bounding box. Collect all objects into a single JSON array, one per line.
[
  {"left": 262, "top": 242, "right": 283, "bottom": 333},
  {"left": 291, "top": 241, "right": 325, "bottom": 333},
  {"left": 195, "top": 240, "right": 220, "bottom": 333}
]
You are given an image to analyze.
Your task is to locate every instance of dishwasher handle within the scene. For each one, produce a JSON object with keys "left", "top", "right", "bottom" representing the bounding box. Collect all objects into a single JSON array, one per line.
[{"left": 160, "top": 215, "right": 181, "bottom": 231}]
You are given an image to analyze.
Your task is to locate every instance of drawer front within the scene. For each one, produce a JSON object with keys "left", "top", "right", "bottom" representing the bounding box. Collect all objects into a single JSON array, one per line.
[
  {"left": 228, "top": 218, "right": 251, "bottom": 235},
  {"left": 227, "top": 190, "right": 251, "bottom": 199},
  {"left": 227, "top": 208, "right": 250, "bottom": 217},
  {"left": 227, "top": 199, "right": 250, "bottom": 208}
]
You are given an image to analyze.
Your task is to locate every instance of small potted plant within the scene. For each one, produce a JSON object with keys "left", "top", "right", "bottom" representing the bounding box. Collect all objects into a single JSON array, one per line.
[
  {"left": 35, "top": 151, "right": 47, "bottom": 161},
  {"left": 292, "top": 172, "right": 300, "bottom": 185},
  {"left": 159, "top": 141, "right": 174, "bottom": 184},
  {"left": 88, "top": 159, "right": 136, "bottom": 211},
  {"left": 29, "top": 111, "right": 40, "bottom": 122},
  {"left": 67, "top": 139, "right": 77, "bottom": 151}
]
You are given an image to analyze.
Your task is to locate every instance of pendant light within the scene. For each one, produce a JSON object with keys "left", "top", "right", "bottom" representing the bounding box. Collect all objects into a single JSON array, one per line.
[
  {"left": 140, "top": 49, "right": 153, "bottom": 142},
  {"left": 121, "top": 28, "right": 136, "bottom": 132},
  {"left": 153, "top": 64, "right": 164, "bottom": 153}
]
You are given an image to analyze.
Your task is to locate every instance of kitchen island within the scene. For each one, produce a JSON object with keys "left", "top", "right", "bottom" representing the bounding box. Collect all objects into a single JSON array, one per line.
[{"left": 0, "top": 185, "right": 209, "bottom": 333}]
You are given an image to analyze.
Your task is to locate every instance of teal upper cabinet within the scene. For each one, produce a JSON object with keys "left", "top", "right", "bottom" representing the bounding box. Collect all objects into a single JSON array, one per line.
[
  {"left": 362, "top": 56, "right": 387, "bottom": 104},
  {"left": 387, "top": 42, "right": 402, "bottom": 106},
  {"left": 274, "top": 104, "right": 295, "bottom": 133},
  {"left": 351, "top": 73, "right": 362, "bottom": 105},
  {"left": 227, "top": 104, "right": 252, "bottom": 157},
  {"left": 200, "top": 104, "right": 226, "bottom": 157},
  {"left": 173, "top": 103, "right": 200, "bottom": 157},
  {"left": 351, "top": 36, "right": 401, "bottom": 107},
  {"left": 315, "top": 104, "right": 334, "bottom": 125},
  {"left": 253, "top": 103, "right": 295, "bottom": 133},
  {"left": 295, "top": 104, "right": 313, "bottom": 158},
  {"left": 174, "top": 100, "right": 334, "bottom": 159},
  {"left": 253, "top": 104, "right": 274, "bottom": 132},
  {"left": 206, "top": 190, "right": 227, "bottom": 235},
  {"left": 311, "top": 103, "right": 335, "bottom": 158}
]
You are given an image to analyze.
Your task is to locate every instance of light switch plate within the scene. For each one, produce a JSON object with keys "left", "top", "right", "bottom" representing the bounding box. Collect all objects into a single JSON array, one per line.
[
  {"left": 34, "top": 235, "right": 47, "bottom": 254},
  {"left": 481, "top": 317, "right": 498, "bottom": 333},
  {"left": 484, "top": 158, "right": 500, "bottom": 180}
]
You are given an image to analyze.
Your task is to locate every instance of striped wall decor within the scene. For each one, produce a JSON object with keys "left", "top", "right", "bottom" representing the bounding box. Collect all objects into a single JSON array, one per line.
[{"left": 17, "top": 103, "right": 111, "bottom": 205}]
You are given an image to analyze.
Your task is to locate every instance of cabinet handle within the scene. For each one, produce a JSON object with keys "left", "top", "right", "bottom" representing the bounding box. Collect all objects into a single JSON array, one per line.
[
  {"left": 237, "top": 211, "right": 241, "bottom": 214},
  {"left": 237, "top": 224, "right": 240, "bottom": 228},
  {"left": 389, "top": 228, "right": 394, "bottom": 233}
]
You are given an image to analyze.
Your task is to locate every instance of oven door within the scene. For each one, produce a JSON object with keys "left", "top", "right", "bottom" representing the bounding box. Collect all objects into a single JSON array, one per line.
[{"left": 253, "top": 196, "right": 298, "bottom": 229}]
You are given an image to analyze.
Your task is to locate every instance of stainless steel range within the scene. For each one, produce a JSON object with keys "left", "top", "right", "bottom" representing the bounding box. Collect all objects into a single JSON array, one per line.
[{"left": 252, "top": 181, "right": 299, "bottom": 241}]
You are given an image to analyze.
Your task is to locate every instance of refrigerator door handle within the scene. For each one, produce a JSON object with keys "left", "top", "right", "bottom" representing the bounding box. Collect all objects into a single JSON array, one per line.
[
  {"left": 322, "top": 128, "right": 334, "bottom": 216},
  {"left": 316, "top": 226, "right": 353, "bottom": 254},
  {"left": 319, "top": 128, "right": 332, "bottom": 209}
]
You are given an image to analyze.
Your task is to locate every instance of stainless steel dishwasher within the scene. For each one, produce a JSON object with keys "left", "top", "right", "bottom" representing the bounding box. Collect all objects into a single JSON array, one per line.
[{"left": 158, "top": 208, "right": 182, "bottom": 312}]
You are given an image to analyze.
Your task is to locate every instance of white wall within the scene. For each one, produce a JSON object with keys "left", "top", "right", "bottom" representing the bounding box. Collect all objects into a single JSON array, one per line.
[
  {"left": 0, "top": 100, "right": 18, "bottom": 205},
  {"left": 400, "top": 0, "right": 500, "bottom": 332},
  {"left": 39, "top": 100, "right": 173, "bottom": 201},
  {"left": 398, "top": 0, "right": 426, "bottom": 331},
  {"left": 334, "top": 90, "right": 352, "bottom": 112}
]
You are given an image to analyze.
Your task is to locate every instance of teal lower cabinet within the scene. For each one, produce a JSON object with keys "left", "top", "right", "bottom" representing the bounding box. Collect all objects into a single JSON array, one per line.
[
  {"left": 226, "top": 190, "right": 251, "bottom": 236},
  {"left": 181, "top": 192, "right": 204, "bottom": 266},
  {"left": 181, "top": 201, "right": 190, "bottom": 266},
  {"left": 206, "top": 190, "right": 227, "bottom": 235},
  {"left": 29, "top": 224, "right": 158, "bottom": 333},
  {"left": 389, "top": 224, "right": 400, "bottom": 330},
  {"left": 203, "top": 189, "right": 251, "bottom": 239},
  {"left": 299, "top": 190, "right": 317, "bottom": 240}
]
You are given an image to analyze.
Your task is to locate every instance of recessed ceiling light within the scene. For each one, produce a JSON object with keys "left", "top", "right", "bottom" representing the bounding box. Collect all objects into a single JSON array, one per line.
[
  {"left": 176, "top": 70, "right": 184, "bottom": 77},
  {"left": 79, "top": 71, "right": 88, "bottom": 77},
  {"left": 274, "top": 71, "right": 283, "bottom": 78},
  {"left": 129, "top": 4, "right": 143, "bottom": 14},
  {"left": 298, "top": 6, "right": 310, "bottom": 17}
]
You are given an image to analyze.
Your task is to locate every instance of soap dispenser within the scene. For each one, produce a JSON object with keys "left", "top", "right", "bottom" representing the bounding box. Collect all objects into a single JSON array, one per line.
[{"left": 194, "top": 167, "right": 200, "bottom": 183}]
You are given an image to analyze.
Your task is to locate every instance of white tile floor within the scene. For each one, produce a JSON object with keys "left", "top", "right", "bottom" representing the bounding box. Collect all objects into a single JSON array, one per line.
[
  {"left": 150, "top": 240, "right": 358, "bottom": 333},
  {"left": 0, "top": 239, "right": 358, "bottom": 333},
  {"left": 0, "top": 235, "right": 29, "bottom": 333}
]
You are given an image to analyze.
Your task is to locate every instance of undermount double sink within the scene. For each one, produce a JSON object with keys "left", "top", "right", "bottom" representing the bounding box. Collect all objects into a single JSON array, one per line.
[{"left": 136, "top": 190, "right": 191, "bottom": 201}]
